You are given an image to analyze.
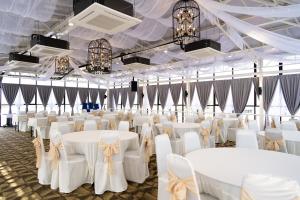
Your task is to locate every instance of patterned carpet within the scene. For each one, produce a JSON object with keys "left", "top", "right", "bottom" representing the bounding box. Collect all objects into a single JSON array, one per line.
[{"left": 0, "top": 128, "right": 234, "bottom": 200}]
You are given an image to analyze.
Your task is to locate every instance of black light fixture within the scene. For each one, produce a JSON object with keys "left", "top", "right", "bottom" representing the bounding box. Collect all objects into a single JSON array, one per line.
[
  {"left": 87, "top": 38, "right": 112, "bottom": 74},
  {"left": 55, "top": 56, "right": 71, "bottom": 75},
  {"left": 172, "top": 0, "right": 201, "bottom": 49}
]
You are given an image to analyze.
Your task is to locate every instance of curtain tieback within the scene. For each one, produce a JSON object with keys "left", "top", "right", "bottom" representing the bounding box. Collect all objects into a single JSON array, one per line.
[{"left": 32, "top": 137, "right": 42, "bottom": 169}]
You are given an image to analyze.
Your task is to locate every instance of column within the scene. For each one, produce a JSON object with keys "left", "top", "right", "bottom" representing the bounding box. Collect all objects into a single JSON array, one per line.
[{"left": 258, "top": 58, "right": 264, "bottom": 130}]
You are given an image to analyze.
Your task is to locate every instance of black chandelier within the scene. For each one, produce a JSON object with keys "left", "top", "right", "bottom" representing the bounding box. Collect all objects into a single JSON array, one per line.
[
  {"left": 55, "top": 56, "right": 71, "bottom": 75},
  {"left": 87, "top": 38, "right": 112, "bottom": 74},
  {"left": 172, "top": 0, "right": 201, "bottom": 49}
]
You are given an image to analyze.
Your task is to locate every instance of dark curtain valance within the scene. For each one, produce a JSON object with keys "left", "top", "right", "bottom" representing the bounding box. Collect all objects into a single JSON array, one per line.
[
  {"left": 196, "top": 81, "right": 213, "bottom": 111},
  {"left": 189, "top": 82, "right": 196, "bottom": 104},
  {"left": 99, "top": 89, "right": 107, "bottom": 108},
  {"left": 147, "top": 85, "right": 157, "bottom": 110},
  {"left": 53, "top": 87, "right": 65, "bottom": 114},
  {"left": 137, "top": 87, "right": 144, "bottom": 108},
  {"left": 79, "top": 88, "right": 89, "bottom": 104},
  {"left": 231, "top": 78, "right": 252, "bottom": 115},
  {"left": 2, "top": 84, "right": 19, "bottom": 114},
  {"left": 89, "top": 88, "right": 98, "bottom": 104},
  {"left": 121, "top": 88, "right": 128, "bottom": 108},
  {"left": 170, "top": 83, "right": 182, "bottom": 107},
  {"left": 158, "top": 84, "right": 170, "bottom": 110},
  {"left": 37, "top": 86, "right": 52, "bottom": 110},
  {"left": 66, "top": 87, "right": 78, "bottom": 114},
  {"left": 213, "top": 80, "right": 231, "bottom": 112}
]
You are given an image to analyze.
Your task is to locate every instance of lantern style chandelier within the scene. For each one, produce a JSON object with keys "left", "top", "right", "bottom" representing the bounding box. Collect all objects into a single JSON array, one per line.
[
  {"left": 87, "top": 38, "right": 112, "bottom": 74},
  {"left": 55, "top": 55, "right": 71, "bottom": 75},
  {"left": 172, "top": 0, "right": 201, "bottom": 48}
]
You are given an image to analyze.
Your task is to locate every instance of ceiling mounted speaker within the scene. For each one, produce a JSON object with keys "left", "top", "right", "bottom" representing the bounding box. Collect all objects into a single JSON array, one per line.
[
  {"left": 123, "top": 56, "right": 151, "bottom": 69},
  {"left": 184, "top": 39, "right": 224, "bottom": 58},
  {"left": 70, "top": 0, "right": 141, "bottom": 34},
  {"left": 29, "top": 34, "right": 71, "bottom": 57},
  {"left": 7, "top": 52, "right": 40, "bottom": 73}
]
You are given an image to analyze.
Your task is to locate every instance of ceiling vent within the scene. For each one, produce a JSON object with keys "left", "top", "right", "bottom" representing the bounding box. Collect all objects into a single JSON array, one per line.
[
  {"left": 29, "top": 34, "right": 71, "bottom": 57},
  {"left": 7, "top": 52, "right": 40, "bottom": 72},
  {"left": 184, "top": 39, "right": 224, "bottom": 58},
  {"left": 122, "top": 56, "right": 151, "bottom": 69},
  {"left": 70, "top": 0, "right": 141, "bottom": 34}
]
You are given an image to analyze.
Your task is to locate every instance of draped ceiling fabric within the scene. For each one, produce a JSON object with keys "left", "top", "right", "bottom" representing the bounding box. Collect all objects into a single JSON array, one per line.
[
  {"left": 189, "top": 82, "right": 196, "bottom": 104},
  {"left": 158, "top": 84, "right": 170, "bottom": 110},
  {"left": 147, "top": 85, "right": 157, "bottom": 110},
  {"left": 170, "top": 83, "right": 182, "bottom": 107},
  {"left": 137, "top": 87, "right": 144, "bottom": 108},
  {"left": 231, "top": 78, "right": 252, "bottom": 115},
  {"left": 20, "top": 85, "right": 35, "bottom": 112},
  {"left": 99, "top": 89, "right": 107, "bottom": 108},
  {"left": 2, "top": 84, "right": 19, "bottom": 114},
  {"left": 66, "top": 87, "right": 78, "bottom": 114},
  {"left": 127, "top": 89, "right": 136, "bottom": 109},
  {"left": 37, "top": 86, "right": 52, "bottom": 110},
  {"left": 213, "top": 80, "right": 231, "bottom": 112},
  {"left": 121, "top": 88, "right": 128, "bottom": 108},
  {"left": 79, "top": 88, "right": 89, "bottom": 104},
  {"left": 196, "top": 81, "right": 213, "bottom": 111},
  {"left": 53, "top": 87, "right": 65, "bottom": 115},
  {"left": 89, "top": 89, "right": 98, "bottom": 104},
  {"left": 280, "top": 74, "right": 300, "bottom": 117},
  {"left": 252, "top": 77, "right": 260, "bottom": 97},
  {"left": 263, "top": 76, "right": 279, "bottom": 126}
]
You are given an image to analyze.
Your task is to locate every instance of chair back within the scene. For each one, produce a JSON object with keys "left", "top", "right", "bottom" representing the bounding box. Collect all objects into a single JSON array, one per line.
[
  {"left": 183, "top": 132, "right": 201, "bottom": 154},
  {"left": 167, "top": 154, "right": 200, "bottom": 200},
  {"left": 62, "top": 112, "right": 70, "bottom": 117},
  {"left": 49, "top": 111, "right": 56, "bottom": 115},
  {"left": 241, "top": 174, "right": 300, "bottom": 200},
  {"left": 265, "top": 129, "right": 287, "bottom": 152},
  {"left": 36, "top": 118, "right": 48, "bottom": 127},
  {"left": 281, "top": 121, "right": 298, "bottom": 131},
  {"left": 57, "top": 123, "right": 74, "bottom": 135},
  {"left": 155, "top": 134, "right": 172, "bottom": 177},
  {"left": 118, "top": 121, "right": 129, "bottom": 131},
  {"left": 236, "top": 130, "right": 258, "bottom": 149},
  {"left": 248, "top": 120, "right": 259, "bottom": 132},
  {"left": 185, "top": 115, "right": 196, "bottom": 123},
  {"left": 84, "top": 120, "right": 97, "bottom": 131},
  {"left": 56, "top": 116, "right": 68, "bottom": 122}
]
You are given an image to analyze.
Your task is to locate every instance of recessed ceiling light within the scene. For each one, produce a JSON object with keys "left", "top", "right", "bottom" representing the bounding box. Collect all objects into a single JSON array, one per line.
[
  {"left": 228, "top": 55, "right": 232, "bottom": 58},
  {"left": 68, "top": 22, "right": 74, "bottom": 27},
  {"left": 164, "top": 50, "right": 168, "bottom": 53}
]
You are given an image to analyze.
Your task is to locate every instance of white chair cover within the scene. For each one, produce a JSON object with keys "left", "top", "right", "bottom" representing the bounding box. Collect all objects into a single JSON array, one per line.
[
  {"left": 185, "top": 115, "right": 197, "bottom": 123},
  {"left": 94, "top": 133, "right": 128, "bottom": 194},
  {"left": 83, "top": 120, "right": 97, "bottom": 131},
  {"left": 18, "top": 115, "right": 29, "bottom": 132},
  {"left": 236, "top": 130, "right": 258, "bottom": 149},
  {"left": 36, "top": 118, "right": 50, "bottom": 139},
  {"left": 163, "top": 122, "right": 183, "bottom": 155},
  {"left": 200, "top": 120, "right": 216, "bottom": 147},
  {"left": 265, "top": 129, "right": 287, "bottom": 153},
  {"left": 118, "top": 121, "right": 130, "bottom": 131},
  {"left": 56, "top": 116, "right": 68, "bottom": 122},
  {"left": 62, "top": 112, "right": 70, "bottom": 117},
  {"left": 241, "top": 174, "right": 300, "bottom": 200},
  {"left": 281, "top": 121, "right": 298, "bottom": 131},
  {"left": 183, "top": 132, "right": 201, "bottom": 155}
]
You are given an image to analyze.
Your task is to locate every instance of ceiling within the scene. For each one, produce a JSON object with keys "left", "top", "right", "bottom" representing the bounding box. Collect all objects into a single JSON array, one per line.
[{"left": 0, "top": 0, "right": 300, "bottom": 83}]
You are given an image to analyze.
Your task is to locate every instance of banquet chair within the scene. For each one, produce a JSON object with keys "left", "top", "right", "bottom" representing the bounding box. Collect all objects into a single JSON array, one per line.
[
  {"left": 201, "top": 119, "right": 216, "bottom": 147},
  {"left": 94, "top": 133, "right": 128, "bottom": 194},
  {"left": 248, "top": 120, "right": 260, "bottom": 132},
  {"left": 18, "top": 115, "right": 29, "bottom": 132},
  {"left": 185, "top": 115, "right": 196, "bottom": 123},
  {"left": 236, "top": 130, "right": 258, "bottom": 149},
  {"left": 123, "top": 123, "right": 151, "bottom": 183},
  {"left": 118, "top": 121, "right": 129, "bottom": 131},
  {"left": 35, "top": 113, "right": 45, "bottom": 118},
  {"left": 155, "top": 135, "right": 174, "bottom": 200},
  {"left": 271, "top": 116, "right": 281, "bottom": 128},
  {"left": 162, "top": 122, "right": 183, "bottom": 155},
  {"left": 83, "top": 120, "right": 97, "bottom": 131},
  {"left": 62, "top": 112, "right": 70, "bottom": 117},
  {"left": 33, "top": 131, "right": 52, "bottom": 185},
  {"left": 50, "top": 132, "right": 89, "bottom": 193},
  {"left": 281, "top": 121, "right": 298, "bottom": 131},
  {"left": 56, "top": 116, "right": 68, "bottom": 122},
  {"left": 36, "top": 118, "right": 50, "bottom": 139},
  {"left": 183, "top": 132, "right": 201, "bottom": 155},
  {"left": 265, "top": 129, "right": 287, "bottom": 153},
  {"left": 49, "top": 111, "right": 56, "bottom": 115},
  {"left": 241, "top": 174, "right": 300, "bottom": 200}
]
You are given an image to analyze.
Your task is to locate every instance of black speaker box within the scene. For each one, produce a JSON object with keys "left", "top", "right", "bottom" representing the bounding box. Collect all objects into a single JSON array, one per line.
[{"left": 130, "top": 81, "right": 137, "bottom": 92}]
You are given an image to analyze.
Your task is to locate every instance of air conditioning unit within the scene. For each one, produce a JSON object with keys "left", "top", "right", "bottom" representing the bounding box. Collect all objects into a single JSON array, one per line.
[
  {"left": 29, "top": 34, "right": 71, "bottom": 57},
  {"left": 7, "top": 52, "right": 40, "bottom": 72},
  {"left": 185, "top": 39, "right": 224, "bottom": 59},
  {"left": 69, "top": 0, "right": 142, "bottom": 34},
  {"left": 123, "top": 56, "right": 151, "bottom": 69}
]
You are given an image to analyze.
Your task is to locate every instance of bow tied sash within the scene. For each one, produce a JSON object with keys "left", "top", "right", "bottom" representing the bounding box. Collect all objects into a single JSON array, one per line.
[
  {"left": 99, "top": 141, "right": 120, "bottom": 175},
  {"left": 167, "top": 170, "right": 197, "bottom": 200},
  {"left": 32, "top": 137, "right": 42, "bottom": 168},
  {"left": 144, "top": 136, "right": 153, "bottom": 163},
  {"left": 271, "top": 119, "right": 277, "bottom": 128},
  {"left": 153, "top": 115, "right": 160, "bottom": 124},
  {"left": 163, "top": 127, "right": 173, "bottom": 137},
  {"left": 108, "top": 119, "right": 117, "bottom": 130},
  {"left": 200, "top": 127, "right": 211, "bottom": 146},
  {"left": 75, "top": 121, "right": 84, "bottom": 132},
  {"left": 169, "top": 114, "right": 177, "bottom": 122},
  {"left": 49, "top": 142, "right": 63, "bottom": 170},
  {"left": 265, "top": 137, "right": 284, "bottom": 151},
  {"left": 48, "top": 116, "right": 57, "bottom": 125}
]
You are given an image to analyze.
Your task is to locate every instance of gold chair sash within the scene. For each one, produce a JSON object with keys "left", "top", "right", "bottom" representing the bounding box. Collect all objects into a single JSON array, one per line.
[
  {"left": 153, "top": 115, "right": 160, "bottom": 124},
  {"left": 47, "top": 116, "right": 57, "bottom": 125},
  {"left": 98, "top": 111, "right": 104, "bottom": 117},
  {"left": 74, "top": 121, "right": 84, "bottom": 132},
  {"left": 271, "top": 119, "right": 277, "bottom": 128},
  {"left": 238, "top": 118, "right": 245, "bottom": 128},
  {"left": 163, "top": 127, "right": 173, "bottom": 137},
  {"left": 195, "top": 115, "right": 205, "bottom": 123},
  {"left": 97, "top": 121, "right": 102, "bottom": 130},
  {"left": 144, "top": 136, "right": 153, "bottom": 163},
  {"left": 32, "top": 137, "right": 42, "bottom": 168},
  {"left": 265, "top": 137, "right": 284, "bottom": 151},
  {"left": 108, "top": 119, "right": 117, "bottom": 130},
  {"left": 127, "top": 112, "right": 133, "bottom": 127},
  {"left": 49, "top": 142, "right": 62, "bottom": 170},
  {"left": 99, "top": 141, "right": 120, "bottom": 175},
  {"left": 167, "top": 170, "right": 197, "bottom": 200},
  {"left": 117, "top": 112, "right": 124, "bottom": 121},
  {"left": 169, "top": 114, "right": 177, "bottom": 122},
  {"left": 200, "top": 127, "right": 211, "bottom": 146}
]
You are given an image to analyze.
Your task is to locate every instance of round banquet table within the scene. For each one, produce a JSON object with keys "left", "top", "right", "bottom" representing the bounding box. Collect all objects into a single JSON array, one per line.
[
  {"left": 186, "top": 148, "right": 300, "bottom": 200},
  {"left": 62, "top": 130, "right": 139, "bottom": 182},
  {"left": 156, "top": 122, "right": 201, "bottom": 138}
]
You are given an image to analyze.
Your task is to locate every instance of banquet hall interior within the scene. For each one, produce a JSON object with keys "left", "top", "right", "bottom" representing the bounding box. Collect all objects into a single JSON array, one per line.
[{"left": 1, "top": 0, "right": 300, "bottom": 199}]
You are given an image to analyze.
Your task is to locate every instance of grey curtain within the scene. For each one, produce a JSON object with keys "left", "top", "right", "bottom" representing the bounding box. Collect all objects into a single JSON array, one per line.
[
  {"left": 89, "top": 89, "right": 98, "bottom": 104},
  {"left": 231, "top": 78, "right": 252, "bottom": 115},
  {"left": 53, "top": 87, "right": 65, "bottom": 115},
  {"left": 20, "top": 85, "right": 35, "bottom": 112},
  {"left": 66, "top": 87, "right": 78, "bottom": 114},
  {"left": 128, "top": 89, "right": 136, "bottom": 109},
  {"left": 121, "top": 88, "right": 128, "bottom": 108},
  {"left": 2, "top": 84, "right": 19, "bottom": 114},
  {"left": 147, "top": 85, "right": 157, "bottom": 110},
  {"left": 196, "top": 81, "right": 213, "bottom": 111},
  {"left": 79, "top": 88, "right": 89, "bottom": 104},
  {"left": 37, "top": 86, "right": 52, "bottom": 110},
  {"left": 112, "top": 89, "right": 120, "bottom": 108},
  {"left": 170, "top": 83, "right": 182, "bottom": 107},
  {"left": 99, "top": 89, "right": 106, "bottom": 108},
  {"left": 158, "top": 84, "right": 169, "bottom": 110},
  {"left": 137, "top": 87, "right": 144, "bottom": 108},
  {"left": 108, "top": 89, "right": 114, "bottom": 111},
  {"left": 263, "top": 76, "right": 279, "bottom": 127},
  {"left": 182, "top": 83, "right": 187, "bottom": 105},
  {"left": 213, "top": 80, "right": 231, "bottom": 112},
  {"left": 252, "top": 77, "right": 260, "bottom": 97},
  {"left": 280, "top": 74, "right": 300, "bottom": 116},
  {"left": 190, "top": 82, "right": 196, "bottom": 104}
]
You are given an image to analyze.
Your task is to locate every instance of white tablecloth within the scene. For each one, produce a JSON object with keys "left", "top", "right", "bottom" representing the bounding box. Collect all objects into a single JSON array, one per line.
[
  {"left": 62, "top": 130, "right": 139, "bottom": 182},
  {"left": 49, "top": 121, "right": 75, "bottom": 138},
  {"left": 186, "top": 148, "right": 300, "bottom": 200},
  {"left": 155, "top": 122, "right": 201, "bottom": 138}
]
